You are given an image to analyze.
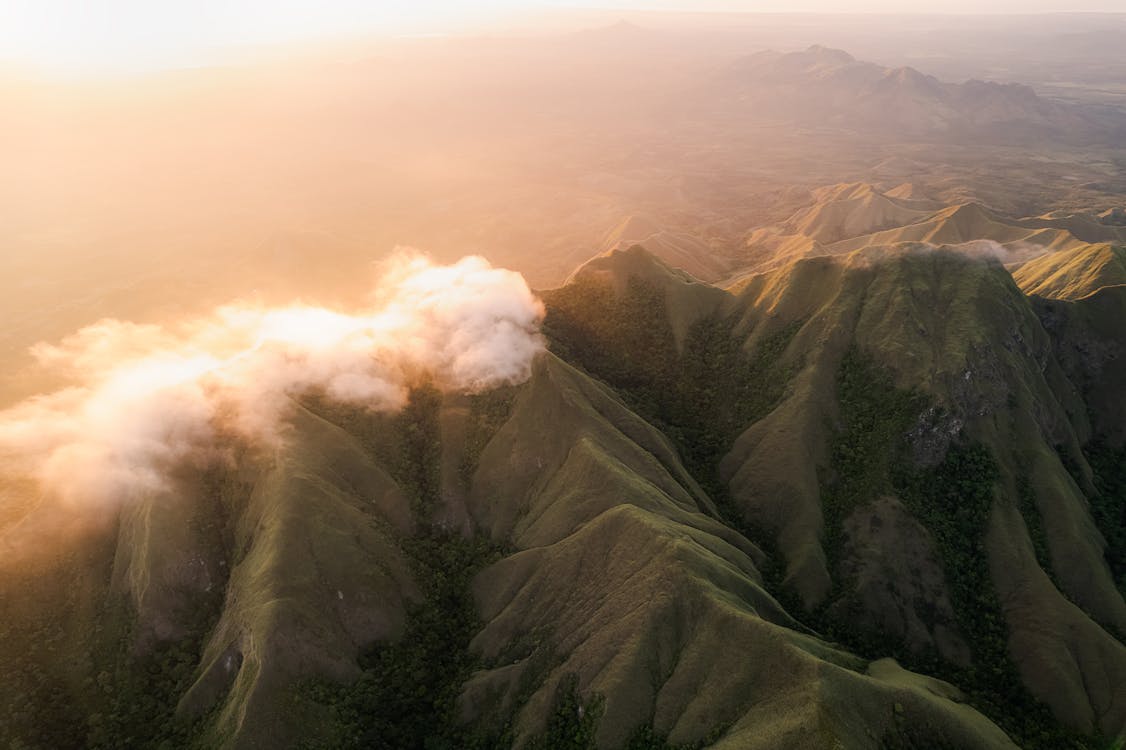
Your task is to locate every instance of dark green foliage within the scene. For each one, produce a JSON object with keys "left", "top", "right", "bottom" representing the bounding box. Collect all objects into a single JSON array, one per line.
[
  {"left": 623, "top": 724, "right": 726, "bottom": 750},
  {"left": 0, "top": 605, "right": 91, "bottom": 749},
  {"left": 300, "top": 532, "right": 501, "bottom": 750},
  {"left": 85, "top": 467, "right": 238, "bottom": 750},
  {"left": 821, "top": 347, "right": 926, "bottom": 564},
  {"left": 460, "top": 385, "right": 519, "bottom": 483},
  {"left": 1083, "top": 442, "right": 1126, "bottom": 597},
  {"left": 542, "top": 278, "right": 675, "bottom": 411},
  {"left": 0, "top": 464, "right": 241, "bottom": 750},
  {"left": 526, "top": 674, "right": 605, "bottom": 750},
  {"left": 300, "top": 385, "right": 505, "bottom": 750},
  {"left": 819, "top": 349, "right": 1100, "bottom": 750},
  {"left": 1016, "top": 469, "right": 1057, "bottom": 585},
  {"left": 517, "top": 671, "right": 702, "bottom": 747},
  {"left": 388, "top": 385, "right": 444, "bottom": 519},
  {"left": 543, "top": 274, "right": 799, "bottom": 491},
  {"left": 522, "top": 675, "right": 708, "bottom": 750},
  {"left": 85, "top": 633, "right": 213, "bottom": 750}
]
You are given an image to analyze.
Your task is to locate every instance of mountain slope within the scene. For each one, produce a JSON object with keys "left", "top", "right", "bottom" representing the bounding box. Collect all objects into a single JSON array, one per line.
[
  {"left": 735, "top": 182, "right": 1126, "bottom": 282},
  {"left": 716, "top": 45, "right": 1114, "bottom": 142},
  {"left": 1014, "top": 243, "right": 1126, "bottom": 300},
  {"left": 3, "top": 243, "right": 1125, "bottom": 750},
  {"left": 544, "top": 245, "right": 1126, "bottom": 747}
]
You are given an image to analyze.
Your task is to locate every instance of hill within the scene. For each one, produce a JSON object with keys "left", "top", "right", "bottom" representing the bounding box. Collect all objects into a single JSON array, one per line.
[
  {"left": 544, "top": 245, "right": 1126, "bottom": 748},
  {"left": 732, "top": 182, "right": 1126, "bottom": 282},
  {"left": 2, "top": 245, "right": 1125, "bottom": 749},
  {"left": 1014, "top": 243, "right": 1126, "bottom": 301}
]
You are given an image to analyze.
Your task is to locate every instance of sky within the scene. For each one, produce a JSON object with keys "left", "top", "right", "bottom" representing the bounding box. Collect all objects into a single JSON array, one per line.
[{"left": 2, "top": 0, "right": 1124, "bottom": 75}]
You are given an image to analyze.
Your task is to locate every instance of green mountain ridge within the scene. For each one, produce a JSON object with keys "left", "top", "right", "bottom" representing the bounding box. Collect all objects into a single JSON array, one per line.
[{"left": 2, "top": 242, "right": 1125, "bottom": 750}]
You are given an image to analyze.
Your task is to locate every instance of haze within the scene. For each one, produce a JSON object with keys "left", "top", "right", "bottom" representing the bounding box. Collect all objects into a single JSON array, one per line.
[
  {"left": 4, "top": 1, "right": 1126, "bottom": 74},
  {"left": 4, "top": 3, "right": 1126, "bottom": 749},
  {"left": 3, "top": 7, "right": 1126, "bottom": 409}
]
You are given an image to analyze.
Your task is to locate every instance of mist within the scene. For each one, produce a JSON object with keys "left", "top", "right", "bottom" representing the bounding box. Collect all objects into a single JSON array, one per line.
[{"left": 0, "top": 253, "right": 544, "bottom": 512}]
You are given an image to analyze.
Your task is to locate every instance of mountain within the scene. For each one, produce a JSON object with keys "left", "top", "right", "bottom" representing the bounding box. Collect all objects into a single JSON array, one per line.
[
  {"left": 1014, "top": 243, "right": 1126, "bottom": 301},
  {"left": 715, "top": 45, "right": 1119, "bottom": 142},
  {"left": 545, "top": 245, "right": 1126, "bottom": 747},
  {"left": 733, "top": 182, "right": 1126, "bottom": 281},
  {"left": 598, "top": 215, "right": 731, "bottom": 284},
  {"left": 3, "top": 243, "right": 1125, "bottom": 749}
]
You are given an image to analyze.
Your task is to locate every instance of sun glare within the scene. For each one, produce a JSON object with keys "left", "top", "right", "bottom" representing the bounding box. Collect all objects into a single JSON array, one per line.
[{"left": 0, "top": 0, "right": 545, "bottom": 76}]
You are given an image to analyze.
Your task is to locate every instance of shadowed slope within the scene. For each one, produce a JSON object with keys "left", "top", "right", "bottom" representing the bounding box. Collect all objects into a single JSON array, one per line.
[
  {"left": 721, "top": 247, "right": 1126, "bottom": 741},
  {"left": 544, "top": 244, "right": 1126, "bottom": 747},
  {"left": 460, "top": 353, "right": 1015, "bottom": 750}
]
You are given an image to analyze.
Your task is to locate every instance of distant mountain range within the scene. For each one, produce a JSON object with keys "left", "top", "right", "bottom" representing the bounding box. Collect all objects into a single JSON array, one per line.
[
  {"left": 601, "top": 181, "right": 1126, "bottom": 287},
  {"left": 713, "top": 45, "right": 1125, "bottom": 142}
]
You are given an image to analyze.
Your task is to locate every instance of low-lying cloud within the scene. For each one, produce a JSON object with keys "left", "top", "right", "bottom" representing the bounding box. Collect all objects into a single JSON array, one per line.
[{"left": 0, "top": 253, "right": 544, "bottom": 510}]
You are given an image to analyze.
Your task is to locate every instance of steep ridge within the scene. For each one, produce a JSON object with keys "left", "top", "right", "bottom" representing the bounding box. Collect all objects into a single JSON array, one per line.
[
  {"left": 2, "top": 241, "right": 1124, "bottom": 749},
  {"left": 1014, "top": 243, "right": 1126, "bottom": 301},
  {"left": 1, "top": 405, "right": 423, "bottom": 750},
  {"left": 599, "top": 216, "right": 730, "bottom": 284},
  {"left": 544, "top": 245, "right": 1126, "bottom": 748},
  {"left": 460, "top": 354, "right": 1013, "bottom": 750},
  {"left": 735, "top": 183, "right": 1126, "bottom": 282},
  {"left": 1014, "top": 243, "right": 1126, "bottom": 441},
  {"left": 564, "top": 245, "right": 729, "bottom": 351},
  {"left": 0, "top": 351, "right": 1016, "bottom": 750}
]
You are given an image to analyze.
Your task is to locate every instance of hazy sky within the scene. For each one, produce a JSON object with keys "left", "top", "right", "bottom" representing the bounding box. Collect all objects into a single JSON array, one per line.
[{"left": 2, "top": 0, "right": 1124, "bottom": 74}]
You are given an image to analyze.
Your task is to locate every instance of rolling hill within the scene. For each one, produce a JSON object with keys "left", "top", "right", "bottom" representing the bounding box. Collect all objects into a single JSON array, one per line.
[
  {"left": 2, "top": 239, "right": 1125, "bottom": 749},
  {"left": 724, "top": 183, "right": 1126, "bottom": 285}
]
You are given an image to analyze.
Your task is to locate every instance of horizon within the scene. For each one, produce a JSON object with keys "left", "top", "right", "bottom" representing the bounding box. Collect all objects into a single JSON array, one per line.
[{"left": 4, "top": 2, "right": 1126, "bottom": 76}]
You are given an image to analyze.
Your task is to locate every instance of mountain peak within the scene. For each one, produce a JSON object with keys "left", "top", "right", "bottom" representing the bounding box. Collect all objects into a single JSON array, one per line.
[{"left": 805, "top": 44, "right": 855, "bottom": 64}]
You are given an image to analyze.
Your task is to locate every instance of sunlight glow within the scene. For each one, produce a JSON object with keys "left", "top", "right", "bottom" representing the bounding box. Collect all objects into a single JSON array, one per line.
[{"left": 0, "top": 0, "right": 544, "bottom": 75}]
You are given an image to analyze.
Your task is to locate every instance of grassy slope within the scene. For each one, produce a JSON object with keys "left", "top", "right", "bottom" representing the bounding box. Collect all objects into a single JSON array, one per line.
[
  {"left": 516, "top": 249, "right": 1014, "bottom": 749},
  {"left": 720, "top": 246, "right": 1126, "bottom": 746},
  {"left": 1014, "top": 244, "right": 1126, "bottom": 301},
  {"left": 3, "top": 241, "right": 1125, "bottom": 749}
]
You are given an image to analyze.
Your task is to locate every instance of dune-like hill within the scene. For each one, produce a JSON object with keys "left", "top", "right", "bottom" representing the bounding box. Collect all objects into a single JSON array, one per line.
[
  {"left": 3, "top": 244, "right": 1125, "bottom": 750},
  {"left": 1014, "top": 243, "right": 1126, "bottom": 301},
  {"left": 782, "top": 182, "right": 939, "bottom": 245},
  {"left": 733, "top": 182, "right": 1126, "bottom": 282},
  {"left": 598, "top": 215, "right": 731, "bottom": 284},
  {"left": 716, "top": 45, "right": 1116, "bottom": 142},
  {"left": 827, "top": 202, "right": 1089, "bottom": 256}
]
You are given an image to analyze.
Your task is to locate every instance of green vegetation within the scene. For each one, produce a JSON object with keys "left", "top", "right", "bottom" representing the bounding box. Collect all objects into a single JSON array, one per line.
[
  {"left": 821, "top": 348, "right": 926, "bottom": 565},
  {"left": 0, "top": 463, "right": 242, "bottom": 750},
  {"left": 543, "top": 274, "right": 799, "bottom": 489},
  {"left": 523, "top": 675, "right": 715, "bottom": 750},
  {"left": 387, "top": 385, "right": 444, "bottom": 519},
  {"left": 300, "top": 386, "right": 504, "bottom": 749},
  {"left": 300, "top": 532, "right": 501, "bottom": 750},
  {"left": 460, "top": 385, "right": 519, "bottom": 483},
  {"left": 85, "top": 626, "right": 214, "bottom": 750},
  {"left": 303, "top": 383, "right": 698, "bottom": 749},
  {"left": 85, "top": 465, "right": 239, "bottom": 750},
  {"left": 526, "top": 675, "right": 605, "bottom": 750},
  {"left": 1016, "top": 470, "right": 1058, "bottom": 586},
  {"left": 7, "top": 265, "right": 1124, "bottom": 749},
  {"left": 0, "top": 594, "right": 91, "bottom": 749},
  {"left": 819, "top": 349, "right": 1103, "bottom": 750}
]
